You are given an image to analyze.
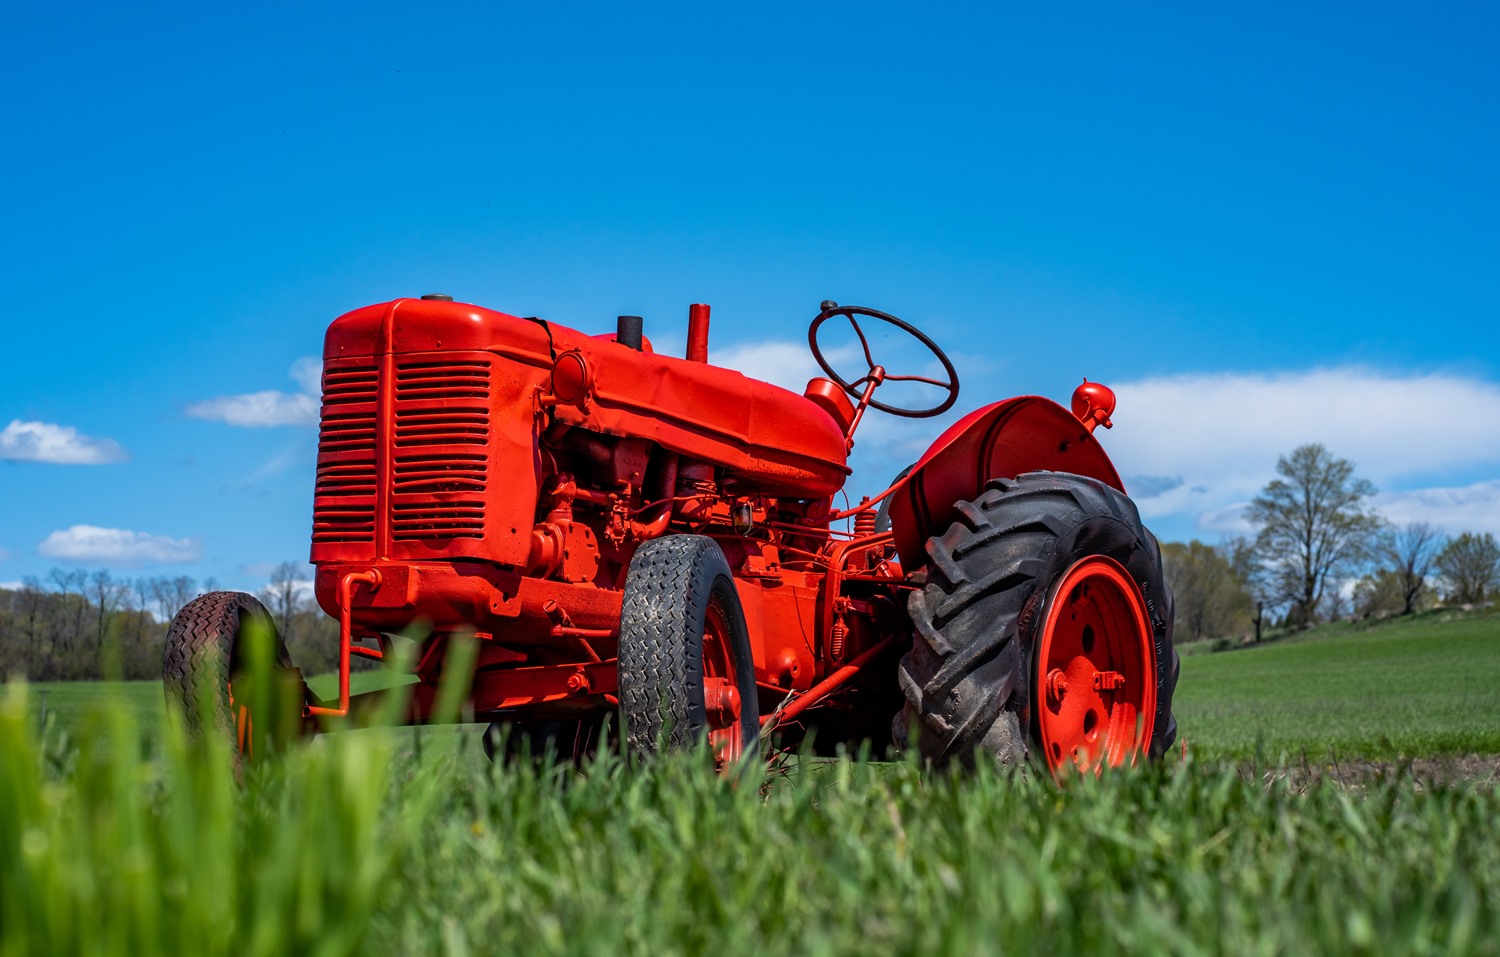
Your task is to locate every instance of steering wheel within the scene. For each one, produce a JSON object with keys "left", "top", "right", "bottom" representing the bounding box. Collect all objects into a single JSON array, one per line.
[{"left": 808, "top": 301, "right": 960, "bottom": 418}]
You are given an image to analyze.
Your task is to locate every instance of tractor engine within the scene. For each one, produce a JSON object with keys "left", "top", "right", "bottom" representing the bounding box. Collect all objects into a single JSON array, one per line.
[{"left": 307, "top": 296, "right": 876, "bottom": 713}]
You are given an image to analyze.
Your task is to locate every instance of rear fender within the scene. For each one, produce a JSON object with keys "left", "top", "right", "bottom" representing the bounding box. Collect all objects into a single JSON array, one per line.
[{"left": 887, "top": 397, "right": 1125, "bottom": 569}]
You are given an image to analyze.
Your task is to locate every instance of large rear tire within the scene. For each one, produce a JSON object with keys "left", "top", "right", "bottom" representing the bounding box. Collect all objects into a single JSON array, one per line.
[
  {"left": 162, "top": 591, "right": 307, "bottom": 761},
  {"left": 618, "top": 535, "right": 761, "bottom": 769},
  {"left": 897, "top": 472, "right": 1178, "bottom": 774}
]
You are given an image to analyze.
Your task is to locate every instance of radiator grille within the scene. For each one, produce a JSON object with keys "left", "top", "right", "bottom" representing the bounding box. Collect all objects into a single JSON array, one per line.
[
  {"left": 390, "top": 500, "right": 487, "bottom": 539},
  {"left": 392, "top": 453, "right": 487, "bottom": 494},
  {"left": 313, "top": 365, "right": 379, "bottom": 544},
  {"left": 391, "top": 359, "right": 490, "bottom": 541}
]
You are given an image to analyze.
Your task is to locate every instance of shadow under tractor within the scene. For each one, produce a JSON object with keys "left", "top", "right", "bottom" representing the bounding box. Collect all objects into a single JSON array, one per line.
[{"left": 164, "top": 297, "right": 1179, "bottom": 775}]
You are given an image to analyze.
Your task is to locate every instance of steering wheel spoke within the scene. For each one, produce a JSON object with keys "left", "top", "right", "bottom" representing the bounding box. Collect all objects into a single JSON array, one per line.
[
  {"left": 881, "top": 372, "right": 953, "bottom": 388},
  {"left": 809, "top": 302, "right": 959, "bottom": 418},
  {"left": 846, "top": 314, "right": 878, "bottom": 371}
]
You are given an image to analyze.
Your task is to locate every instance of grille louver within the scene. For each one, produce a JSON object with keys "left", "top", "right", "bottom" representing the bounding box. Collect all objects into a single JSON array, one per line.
[
  {"left": 313, "top": 365, "right": 378, "bottom": 544},
  {"left": 391, "top": 359, "right": 490, "bottom": 541}
]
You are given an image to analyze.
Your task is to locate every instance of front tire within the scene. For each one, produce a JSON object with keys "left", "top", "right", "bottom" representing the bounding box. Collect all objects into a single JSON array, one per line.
[
  {"left": 897, "top": 472, "right": 1178, "bottom": 774},
  {"left": 618, "top": 535, "right": 761, "bottom": 768},
  {"left": 162, "top": 591, "right": 307, "bottom": 761}
]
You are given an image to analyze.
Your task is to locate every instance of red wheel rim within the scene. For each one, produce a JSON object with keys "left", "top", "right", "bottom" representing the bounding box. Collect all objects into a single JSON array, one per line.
[
  {"left": 701, "top": 597, "right": 744, "bottom": 769},
  {"left": 1035, "top": 556, "right": 1156, "bottom": 775}
]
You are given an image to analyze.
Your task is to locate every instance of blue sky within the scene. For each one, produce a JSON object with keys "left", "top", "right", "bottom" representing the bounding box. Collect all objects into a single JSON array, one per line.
[{"left": 2, "top": 1, "right": 1497, "bottom": 592}]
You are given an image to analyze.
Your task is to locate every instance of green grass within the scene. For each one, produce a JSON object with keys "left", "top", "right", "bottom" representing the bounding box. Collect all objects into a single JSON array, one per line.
[
  {"left": 1175, "top": 610, "right": 1500, "bottom": 760},
  {"left": 27, "top": 680, "right": 165, "bottom": 734},
  {"left": 33, "top": 609, "right": 1500, "bottom": 766},
  {"left": 5, "top": 681, "right": 1499, "bottom": 957},
  {"left": 9, "top": 612, "right": 1500, "bottom": 955},
  {"left": 17, "top": 612, "right": 1500, "bottom": 954}
]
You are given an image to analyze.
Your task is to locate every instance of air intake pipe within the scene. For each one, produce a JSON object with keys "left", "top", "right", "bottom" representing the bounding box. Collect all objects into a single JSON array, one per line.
[
  {"left": 686, "top": 303, "right": 710, "bottom": 363},
  {"left": 616, "top": 315, "right": 644, "bottom": 350}
]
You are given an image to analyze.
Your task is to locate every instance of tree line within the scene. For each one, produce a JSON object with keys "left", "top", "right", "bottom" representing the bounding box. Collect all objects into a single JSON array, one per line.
[
  {"left": 1163, "top": 443, "right": 1500, "bottom": 644},
  {"left": 0, "top": 563, "right": 339, "bottom": 681},
  {"left": 3, "top": 446, "right": 1495, "bottom": 677}
]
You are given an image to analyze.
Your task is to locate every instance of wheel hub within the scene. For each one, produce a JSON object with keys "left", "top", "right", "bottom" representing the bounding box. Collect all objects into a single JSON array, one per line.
[
  {"left": 1035, "top": 556, "right": 1156, "bottom": 775},
  {"left": 701, "top": 601, "right": 745, "bottom": 767}
]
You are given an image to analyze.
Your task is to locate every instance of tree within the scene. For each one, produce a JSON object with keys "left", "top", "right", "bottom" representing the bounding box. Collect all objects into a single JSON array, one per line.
[
  {"left": 1434, "top": 532, "right": 1500, "bottom": 604},
  {"left": 1352, "top": 569, "right": 1404, "bottom": 618},
  {"left": 18, "top": 577, "right": 45, "bottom": 677},
  {"left": 1161, "top": 540, "right": 1254, "bottom": 642},
  {"left": 150, "top": 575, "right": 197, "bottom": 622},
  {"left": 88, "top": 569, "right": 127, "bottom": 666},
  {"left": 1375, "top": 522, "right": 1443, "bottom": 616},
  {"left": 1245, "top": 444, "right": 1384, "bottom": 626},
  {"left": 262, "top": 561, "right": 310, "bottom": 646}
]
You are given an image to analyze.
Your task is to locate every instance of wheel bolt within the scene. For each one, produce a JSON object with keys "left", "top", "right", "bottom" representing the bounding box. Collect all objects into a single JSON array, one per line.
[{"left": 1046, "top": 668, "right": 1068, "bottom": 705}]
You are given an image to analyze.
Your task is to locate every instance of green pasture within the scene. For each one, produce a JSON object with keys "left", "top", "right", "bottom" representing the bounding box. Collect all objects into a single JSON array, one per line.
[
  {"left": 28, "top": 608, "right": 1500, "bottom": 764},
  {"left": 1175, "top": 609, "right": 1500, "bottom": 760},
  {"left": 7, "top": 611, "right": 1500, "bottom": 956},
  {"left": 4, "top": 680, "right": 1498, "bottom": 957}
]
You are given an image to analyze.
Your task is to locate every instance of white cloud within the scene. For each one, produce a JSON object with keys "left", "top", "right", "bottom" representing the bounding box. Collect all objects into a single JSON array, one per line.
[
  {"left": 1190, "top": 483, "right": 1500, "bottom": 544},
  {"left": 714, "top": 340, "right": 828, "bottom": 393},
  {"left": 186, "top": 357, "right": 321, "bottom": 427},
  {"left": 39, "top": 525, "right": 201, "bottom": 564},
  {"left": 289, "top": 356, "right": 322, "bottom": 395},
  {"left": 0, "top": 581, "right": 23, "bottom": 591},
  {"left": 1104, "top": 368, "right": 1500, "bottom": 539},
  {"left": 186, "top": 390, "right": 319, "bottom": 427},
  {"left": 1375, "top": 480, "right": 1500, "bottom": 537},
  {"left": 0, "top": 419, "right": 127, "bottom": 465},
  {"left": 1195, "top": 502, "right": 1256, "bottom": 535}
]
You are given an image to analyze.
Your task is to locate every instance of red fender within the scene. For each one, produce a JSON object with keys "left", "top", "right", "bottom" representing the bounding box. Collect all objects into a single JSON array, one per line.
[{"left": 888, "top": 396, "right": 1126, "bottom": 569}]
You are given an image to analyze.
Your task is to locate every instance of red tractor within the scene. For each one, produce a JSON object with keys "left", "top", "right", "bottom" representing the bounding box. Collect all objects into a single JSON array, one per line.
[{"left": 164, "top": 297, "right": 1178, "bottom": 775}]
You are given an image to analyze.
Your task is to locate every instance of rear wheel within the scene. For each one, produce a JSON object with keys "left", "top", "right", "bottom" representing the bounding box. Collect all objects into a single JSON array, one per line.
[
  {"left": 618, "top": 535, "right": 761, "bottom": 769},
  {"left": 162, "top": 591, "right": 307, "bottom": 761},
  {"left": 898, "top": 472, "right": 1178, "bottom": 774}
]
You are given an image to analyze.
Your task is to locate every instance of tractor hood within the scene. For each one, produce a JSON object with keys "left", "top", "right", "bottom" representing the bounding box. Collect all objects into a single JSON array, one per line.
[{"left": 325, "top": 298, "right": 850, "bottom": 499}]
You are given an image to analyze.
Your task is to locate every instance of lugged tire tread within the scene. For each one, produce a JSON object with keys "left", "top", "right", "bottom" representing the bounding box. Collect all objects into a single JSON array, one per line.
[
  {"left": 618, "top": 535, "right": 759, "bottom": 759},
  {"left": 897, "top": 471, "right": 1180, "bottom": 768},
  {"left": 162, "top": 591, "right": 289, "bottom": 744}
]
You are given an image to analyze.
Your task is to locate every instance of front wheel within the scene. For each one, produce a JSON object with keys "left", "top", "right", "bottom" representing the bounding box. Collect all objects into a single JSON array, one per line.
[
  {"left": 897, "top": 472, "right": 1179, "bottom": 775},
  {"left": 162, "top": 591, "right": 308, "bottom": 762},
  {"left": 618, "top": 535, "right": 761, "bottom": 769}
]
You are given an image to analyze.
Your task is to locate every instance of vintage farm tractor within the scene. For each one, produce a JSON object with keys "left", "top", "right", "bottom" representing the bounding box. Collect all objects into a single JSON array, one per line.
[{"left": 164, "top": 296, "right": 1179, "bottom": 774}]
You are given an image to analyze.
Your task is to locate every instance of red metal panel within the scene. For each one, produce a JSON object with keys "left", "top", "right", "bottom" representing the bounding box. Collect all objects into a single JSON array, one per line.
[
  {"left": 322, "top": 298, "right": 851, "bottom": 504},
  {"left": 887, "top": 397, "right": 1125, "bottom": 569},
  {"left": 554, "top": 333, "right": 850, "bottom": 497},
  {"left": 309, "top": 358, "right": 380, "bottom": 564}
]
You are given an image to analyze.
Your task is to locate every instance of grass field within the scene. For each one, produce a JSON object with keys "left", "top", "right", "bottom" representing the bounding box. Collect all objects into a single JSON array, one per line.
[
  {"left": 6, "top": 611, "right": 1500, "bottom": 955},
  {"left": 1175, "top": 609, "right": 1500, "bottom": 761},
  {"left": 30, "top": 608, "right": 1500, "bottom": 764}
]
